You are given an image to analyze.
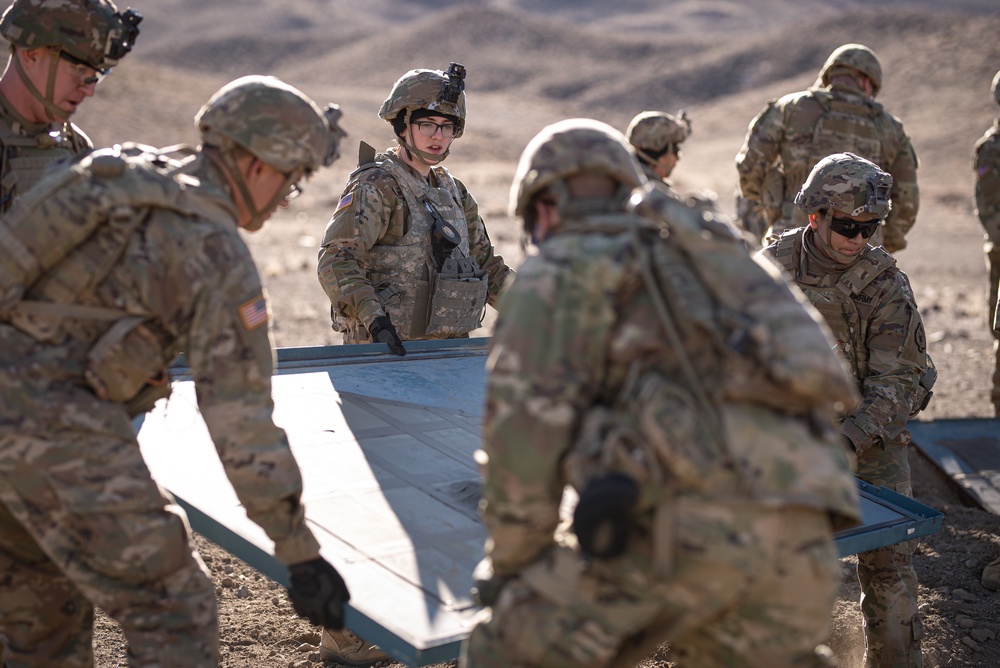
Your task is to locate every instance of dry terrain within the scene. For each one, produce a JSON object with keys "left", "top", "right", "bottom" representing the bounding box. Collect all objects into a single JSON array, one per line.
[{"left": 68, "top": 1, "right": 1000, "bottom": 666}]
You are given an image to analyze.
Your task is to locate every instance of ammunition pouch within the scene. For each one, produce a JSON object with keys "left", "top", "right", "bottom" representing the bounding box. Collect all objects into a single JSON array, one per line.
[
  {"left": 85, "top": 316, "right": 169, "bottom": 407},
  {"left": 425, "top": 256, "right": 488, "bottom": 336}
]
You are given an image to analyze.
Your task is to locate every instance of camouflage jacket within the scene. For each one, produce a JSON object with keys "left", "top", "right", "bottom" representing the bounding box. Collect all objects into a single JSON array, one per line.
[
  {"left": 0, "top": 150, "right": 320, "bottom": 565},
  {"left": 481, "top": 200, "right": 860, "bottom": 576},
  {"left": 762, "top": 228, "right": 928, "bottom": 452},
  {"left": 974, "top": 118, "right": 1000, "bottom": 245},
  {"left": 736, "top": 82, "right": 919, "bottom": 251},
  {"left": 318, "top": 147, "right": 513, "bottom": 341},
  {"left": 0, "top": 95, "right": 92, "bottom": 213}
]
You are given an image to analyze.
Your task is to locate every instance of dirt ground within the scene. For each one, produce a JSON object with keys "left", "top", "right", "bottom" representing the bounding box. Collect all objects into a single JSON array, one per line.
[{"left": 67, "top": 0, "right": 1000, "bottom": 666}]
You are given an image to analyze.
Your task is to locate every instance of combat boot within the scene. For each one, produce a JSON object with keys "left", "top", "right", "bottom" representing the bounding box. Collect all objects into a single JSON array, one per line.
[
  {"left": 983, "top": 557, "right": 1000, "bottom": 591},
  {"left": 320, "top": 628, "right": 389, "bottom": 666}
]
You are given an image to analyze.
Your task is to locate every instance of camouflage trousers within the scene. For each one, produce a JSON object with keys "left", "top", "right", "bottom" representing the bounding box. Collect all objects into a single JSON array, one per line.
[
  {"left": 461, "top": 501, "right": 841, "bottom": 668},
  {"left": 856, "top": 434, "right": 922, "bottom": 668},
  {"left": 0, "top": 380, "right": 218, "bottom": 668}
]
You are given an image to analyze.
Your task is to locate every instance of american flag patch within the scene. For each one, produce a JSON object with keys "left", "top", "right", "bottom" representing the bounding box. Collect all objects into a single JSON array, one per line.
[
  {"left": 238, "top": 296, "right": 269, "bottom": 330},
  {"left": 334, "top": 192, "right": 354, "bottom": 214}
]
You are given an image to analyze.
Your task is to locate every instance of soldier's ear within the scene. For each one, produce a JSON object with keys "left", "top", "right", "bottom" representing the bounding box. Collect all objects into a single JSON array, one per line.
[{"left": 808, "top": 213, "right": 820, "bottom": 230}]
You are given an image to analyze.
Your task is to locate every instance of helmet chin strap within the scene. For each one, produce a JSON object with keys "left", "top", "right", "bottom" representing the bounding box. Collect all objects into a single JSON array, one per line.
[
  {"left": 812, "top": 210, "right": 859, "bottom": 265},
  {"left": 206, "top": 148, "right": 293, "bottom": 232},
  {"left": 398, "top": 110, "right": 449, "bottom": 167},
  {"left": 13, "top": 49, "right": 70, "bottom": 122}
]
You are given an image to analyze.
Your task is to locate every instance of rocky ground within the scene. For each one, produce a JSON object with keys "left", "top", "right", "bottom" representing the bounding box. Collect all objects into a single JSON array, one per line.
[{"left": 68, "top": 1, "right": 1000, "bottom": 666}]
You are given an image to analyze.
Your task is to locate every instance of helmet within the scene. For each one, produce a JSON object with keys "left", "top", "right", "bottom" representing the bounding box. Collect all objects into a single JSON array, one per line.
[
  {"left": 991, "top": 70, "right": 1000, "bottom": 106},
  {"left": 510, "top": 118, "right": 646, "bottom": 217},
  {"left": 0, "top": 0, "right": 142, "bottom": 71},
  {"left": 626, "top": 110, "right": 691, "bottom": 153},
  {"left": 817, "top": 43, "right": 882, "bottom": 96},
  {"left": 196, "top": 75, "right": 346, "bottom": 175},
  {"left": 795, "top": 152, "right": 892, "bottom": 219},
  {"left": 378, "top": 63, "right": 467, "bottom": 138}
]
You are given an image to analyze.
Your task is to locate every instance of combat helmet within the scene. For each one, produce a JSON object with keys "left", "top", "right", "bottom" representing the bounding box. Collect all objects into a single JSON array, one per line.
[
  {"left": 378, "top": 63, "right": 467, "bottom": 138},
  {"left": 196, "top": 75, "right": 346, "bottom": 175},
  {"left": 510, "top": 118, "right": 646, "bottom": 219},
  {"left": 0, "top": 0, "right": 142, "bottom": 72},
  {"left": 991, "top": 70, "right": 1000, "bottom": 107},
  {"left": 817, "top": 43, "right": 882, "bottom": 96},
  {"left": 795, "top": 152, "right": 892, "bottom": 219},
  {"left": 626, "top": 110, "right": 691, "bottom": 158}
]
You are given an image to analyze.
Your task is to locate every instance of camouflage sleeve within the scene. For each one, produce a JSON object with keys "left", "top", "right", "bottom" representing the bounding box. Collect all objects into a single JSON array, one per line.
[
  {"left": 455, "top": 176, "right": 514, "bottom": 306},
  {"left": 882, "top": 121, "right": 919, "bottom": 253},
  {"left": 736, "top": 100, "right": 785, "bottom": 200},
  {"left": 317, "top": 171, "right": 406, "bottom": 330},
  {"left": 840, "top": 272, "right": 925, "bottom": 452},
  {"left": 974, "top": 131, "right": 1000, "bottom": 245},
  {"left": 181, "top": 229, "right": 320, "bottom": 566},
  {"left": 735, "top": 100, "right": 783, "bottom": 239},
  {"left": 480, "top": 241, "right": 616, "bottom": 576}
]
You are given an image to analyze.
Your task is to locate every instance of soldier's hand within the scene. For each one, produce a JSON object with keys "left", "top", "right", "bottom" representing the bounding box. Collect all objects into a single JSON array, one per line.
[
  {"left": 287, "top": 557, "right": 350, "bottom": 629},
  {"left": 842, "top": 433, "right": 859, "bottom": 474},
  {"left": 369, "top": 315, "right": 406, "bottom": 356},
  {"left": 470, "top": 557, "right": 509, "bottom": 608}
]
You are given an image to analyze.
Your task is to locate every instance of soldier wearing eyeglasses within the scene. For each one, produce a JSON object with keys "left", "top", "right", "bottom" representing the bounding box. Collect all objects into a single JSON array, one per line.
[
  {"left": 760, "top": 152, "right": 934, "bottom": 668},
  {"left": 0, "top": 0, "right": 141, "bottom": 212},
  {"left": 318, "top": 63, "right": 514, "bottom": 359}
]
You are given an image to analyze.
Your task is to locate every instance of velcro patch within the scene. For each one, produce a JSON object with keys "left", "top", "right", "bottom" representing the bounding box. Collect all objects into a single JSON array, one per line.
[
  {"left": 334, "top": 192, "right": 354, "bottom": 214},
  {"left": 238, "top": 296, "right": 269, "bottom": 330}
]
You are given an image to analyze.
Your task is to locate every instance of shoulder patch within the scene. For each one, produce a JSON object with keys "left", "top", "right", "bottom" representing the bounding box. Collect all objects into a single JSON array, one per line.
[
  {"left": 238, "top": 295, "right": 269, "bottom": 330},
  {"left": 334, "top": 192, "right": 354, "bottom": 215}
]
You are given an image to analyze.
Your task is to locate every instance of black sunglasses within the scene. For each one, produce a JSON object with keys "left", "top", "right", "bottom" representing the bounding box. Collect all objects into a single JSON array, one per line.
[{"left": 829, "top": 215, "right": 879, "bottom": 239}]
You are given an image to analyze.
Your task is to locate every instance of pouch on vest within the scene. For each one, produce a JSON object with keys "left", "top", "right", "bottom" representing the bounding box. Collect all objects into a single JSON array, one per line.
[
  {"left": 425, "top": 255, "right": 488, "bottom": 336},
  {"left": 84, "top": 316, "right": 168, "bottom": 407}
]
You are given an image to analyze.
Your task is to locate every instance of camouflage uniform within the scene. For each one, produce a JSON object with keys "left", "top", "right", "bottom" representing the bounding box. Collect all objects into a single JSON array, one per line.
[
  {"left": 761, "top": 154, "right": 931, "bottom": 668},
  {"left": 736, "top": 44, "right": 919, "bottom": 251},
  {"left": 0, "top": 0, "right": 141, "bottom": 212},
  {"left": 318, "top": 64, "right": 513, "bottom": 345},
  {"left": 973, "top": 70, "right": 1000, "bottom": 414},
  {"left": 463, "top": 120, "right": 861, "bottom": 668},
  {"left": 625, "top": 110, "right": 690, "bottom": 198},
  {"left": 0, "top": 77, "right": 347, "bottom": 667}
]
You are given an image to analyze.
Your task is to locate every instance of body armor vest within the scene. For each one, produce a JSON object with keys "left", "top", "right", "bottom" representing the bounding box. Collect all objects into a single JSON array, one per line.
[
  {"left": 773, "top": 91, "right": 889, "bottom": 236},
  {"left": 770, "top": 230, "right": 894, "bottom": 384},
  {"left": 0, "top": 142, "right": 233, "bottom": 409},
  {"left": 0, "top": 114, "right": 90, "bottom": 213},
  {"left": 356, "top": 155, "right": 488, "bottom": 340}
]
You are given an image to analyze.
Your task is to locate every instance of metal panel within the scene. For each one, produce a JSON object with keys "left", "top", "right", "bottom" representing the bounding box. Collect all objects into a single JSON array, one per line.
[
  {"left": 138, "top": 339, "right": 942, "bottom": 666},
  {"left": 909, "top": 418, "right": 1000, "bottom": 515}
]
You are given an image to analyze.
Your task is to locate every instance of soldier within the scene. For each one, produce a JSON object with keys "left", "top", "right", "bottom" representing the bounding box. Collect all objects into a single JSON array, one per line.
[
  {"left": 736, "top": 43, "right": 919, "bottom": 251},
  {"left": 318, "top": 62, "right": 513, "bottom": 358},
  {"left": 461, "top": 119, "right": 862, "bottom": 668},
  {"left": 973, "top": 69, "right": 1000, "bottom": 592},
  {"left": 761, "top": 153, "right": 934, "bottom": 668},
  {"left": 0, "top": 76, "right": 350, "bottom": 667},
  {"left": 0, "top": 0, "right": 141, "bottom": 212},
  {"left": 625, "top": 109, "right": 690, "bottom": 198}
]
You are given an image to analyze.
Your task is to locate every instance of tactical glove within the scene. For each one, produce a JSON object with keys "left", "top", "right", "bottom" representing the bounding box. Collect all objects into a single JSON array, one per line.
[
  {"left": 369, "top": 315, "right": 406, "bottom": 356},
  {"left": 573, "top": 473, "right": 639, "bottom": 559},
  {"left": 287, "top": 557, "right": 350, "bottom": 629},
  {"left": 470, "top": 557, "right": 509, "bottom": 608}
]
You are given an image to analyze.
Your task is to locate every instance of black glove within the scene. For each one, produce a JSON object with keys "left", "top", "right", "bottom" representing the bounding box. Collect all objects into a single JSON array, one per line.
[
  {"left": 287, "top": 557, "right": 350, "bottom": 629},
  {"left": 369, "top": 315, "right": 405, "bottom": 356},
  {"left": 470, "top": 557, "right": 509, "bottom": 608},
  {"left": 573, "top": 473, "right": 639, "bottom": 559}
]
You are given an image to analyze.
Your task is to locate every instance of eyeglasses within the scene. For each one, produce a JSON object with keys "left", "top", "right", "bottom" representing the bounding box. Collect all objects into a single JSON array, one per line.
[
  {"left": 58, "top": 51, "right": 108, "bottom": 86},
  {"left": 413, "top": 121, "right": 457, "bottom": 138},
  {"left": 829, "top": 214, "right": 880, "bottom": 239}
]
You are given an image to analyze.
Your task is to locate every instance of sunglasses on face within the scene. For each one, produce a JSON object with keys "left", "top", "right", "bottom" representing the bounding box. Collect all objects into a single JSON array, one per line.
[{"left": 829, "top": 214, "right": 880, "bottom": 239}]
